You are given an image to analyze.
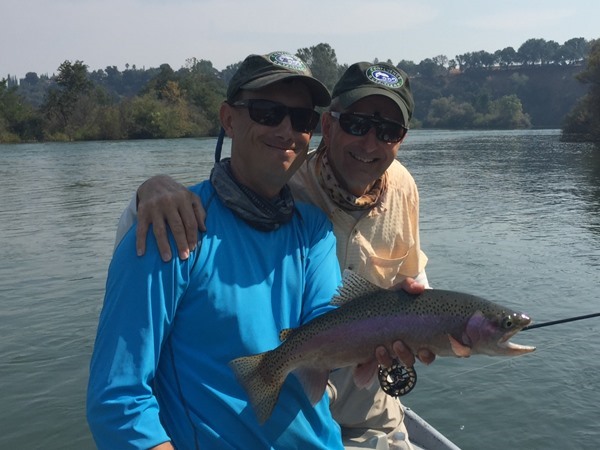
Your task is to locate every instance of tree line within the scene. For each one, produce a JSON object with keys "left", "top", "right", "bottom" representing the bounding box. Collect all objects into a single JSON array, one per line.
[
  {"left": 561, "top": 39, "right": 600, "bottom": 142},
  {"left": 0, "top": 37, "right": 598, "bottom": 143}
]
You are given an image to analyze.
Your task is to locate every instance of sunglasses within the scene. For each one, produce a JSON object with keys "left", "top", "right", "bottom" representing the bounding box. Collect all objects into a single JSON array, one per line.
[
  {"left": 329, "top": 111, "right": 408, "bottom": 143},
  {"left": 230, "top": 99, "right": 320, "bottom": 133}
]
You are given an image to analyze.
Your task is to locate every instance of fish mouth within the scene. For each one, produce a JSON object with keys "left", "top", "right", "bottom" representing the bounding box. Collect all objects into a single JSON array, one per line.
[
  {"left": 497, "top": 319, "right": 536, "bottom": 354},
  {"left": 498, "top": 339, "right": 536, "bottom": 353}
]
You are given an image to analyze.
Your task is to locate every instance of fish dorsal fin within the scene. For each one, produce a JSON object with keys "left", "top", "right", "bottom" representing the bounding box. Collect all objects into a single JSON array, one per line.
[
  {"left": 331, "top": 270, "right": 382, "bottom": 306},
  {"left": 279, "top": 328, "right": 294, "bottom": 342}
]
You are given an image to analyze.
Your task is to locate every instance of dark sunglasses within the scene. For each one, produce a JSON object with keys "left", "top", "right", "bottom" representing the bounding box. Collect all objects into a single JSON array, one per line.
[
  {"left": 230, "top": 99, "right": 320, "bottom": 133},
  {"left": 330, "top": 111, "right": 408, "bottom": 143}
]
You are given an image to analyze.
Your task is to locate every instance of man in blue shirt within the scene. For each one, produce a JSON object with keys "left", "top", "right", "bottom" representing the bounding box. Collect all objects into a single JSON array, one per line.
[{"left": 87, "top": 51, "right": 344, "bottom": 449}]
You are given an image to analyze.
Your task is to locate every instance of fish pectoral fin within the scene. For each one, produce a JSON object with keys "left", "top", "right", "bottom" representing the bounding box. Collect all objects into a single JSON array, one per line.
[
  {"left": 352, "top": 359, "right": 379, "bottom": 389},
  {"left": 294, "top": 367, "right": 330, "bottom": 406},
  {"left": 448, "top": 334, "right": 472, "bottom": 357}
]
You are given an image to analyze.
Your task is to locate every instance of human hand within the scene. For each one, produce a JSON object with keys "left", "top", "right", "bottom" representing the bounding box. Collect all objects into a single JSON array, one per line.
[
  {"left": 150, "top": 441, "right": 175, "bottom": 450},
  {"left": 397, "top": 276, "right": 425, "bottom": 295},
  {"left": 375, "top": 341, "right": 435, "bottom": 368},
  {"left": 136, "top": 175, "right": 206, "bottom": 261}
]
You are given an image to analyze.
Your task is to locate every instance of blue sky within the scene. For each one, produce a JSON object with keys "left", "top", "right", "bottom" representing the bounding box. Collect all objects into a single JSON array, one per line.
[{"left": 2, "top": 0, "right": 599, "bottom": 79}]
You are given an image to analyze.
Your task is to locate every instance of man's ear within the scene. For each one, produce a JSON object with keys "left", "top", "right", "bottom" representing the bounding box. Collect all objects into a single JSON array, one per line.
[{"left": 220, "top": 102, "right": 235, "bottom": 138}]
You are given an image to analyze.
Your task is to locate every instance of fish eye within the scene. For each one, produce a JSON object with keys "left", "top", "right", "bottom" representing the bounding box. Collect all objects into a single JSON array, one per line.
[{"left": 502, "top": 316, "right": 514, "bottom": 329}]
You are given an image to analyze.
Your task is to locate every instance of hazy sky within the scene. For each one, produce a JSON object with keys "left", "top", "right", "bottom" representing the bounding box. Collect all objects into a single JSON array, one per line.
[{"left": 3, "top": 0, "right": 599, "bottom": 79}]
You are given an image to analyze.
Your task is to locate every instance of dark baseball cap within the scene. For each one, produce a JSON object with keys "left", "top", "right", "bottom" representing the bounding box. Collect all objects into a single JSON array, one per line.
[
  {"left": 332, "top": 62, "right": 414, "bottom": 127},
  {"left": 226, "top": 51, "right": 331, "bottom": 107}
]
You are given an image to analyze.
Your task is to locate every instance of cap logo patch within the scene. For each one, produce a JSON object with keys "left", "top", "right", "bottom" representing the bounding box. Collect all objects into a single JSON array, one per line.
[
  {"left": 269, "top": 51, "right": 307, "bottom": 72},
  {"left": 366, "top": 65, "right": 404, "bottom": 88}
]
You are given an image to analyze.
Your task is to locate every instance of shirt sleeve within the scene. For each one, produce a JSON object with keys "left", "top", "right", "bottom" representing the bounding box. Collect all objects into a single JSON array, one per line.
[
  {"left": 299, "top": 206, "right": 342, "bottom": 323},
  {"left": 114, "top": 194, "right": 138, "bottom": 252},
  {"left": 87, "top": 227, "right": 190, "bottom": 449},
  {"left": 414, "top": 270, "right": 431, "bottom": 289}
]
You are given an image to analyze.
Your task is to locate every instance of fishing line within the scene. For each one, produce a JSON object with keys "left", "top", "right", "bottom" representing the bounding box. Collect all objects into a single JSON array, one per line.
[
  {"left": 444, "top": 351, "right": 532, "bottom": 379},
  {"left": 446, "top": 327, "right": 597, "bottom": 380}
]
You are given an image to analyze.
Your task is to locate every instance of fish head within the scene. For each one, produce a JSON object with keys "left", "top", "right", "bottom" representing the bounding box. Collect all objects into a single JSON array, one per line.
[{"left": 465, "top": 309, "right": 536, "bottom": 356}]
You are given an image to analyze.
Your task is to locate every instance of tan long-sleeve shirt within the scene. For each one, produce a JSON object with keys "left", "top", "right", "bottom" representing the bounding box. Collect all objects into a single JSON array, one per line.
[
  {"left": 289, "top": 151, "right": 428, "bottom": 448},
  {"left": 290, "top": 152, "right": 428, "bottom": 289}
]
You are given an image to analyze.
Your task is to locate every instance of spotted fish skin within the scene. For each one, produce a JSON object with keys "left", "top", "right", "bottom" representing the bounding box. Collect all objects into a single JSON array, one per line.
[{"left": 229, "top": 270, "right": 535, "bottom": 423}]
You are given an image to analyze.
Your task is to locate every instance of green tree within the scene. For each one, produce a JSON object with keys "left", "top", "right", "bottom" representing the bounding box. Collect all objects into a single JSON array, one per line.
[
  {"left": 477, "top": 50, "right": 498, "bottom": 69},
  {"left": 185, "top": 58, "right": 219, "bottom": 77},
  {"left": 143, "top": 63, "right": 178, "bottom": 99},
  {"left": 221, "top": 61, "right": 243, "bottom": 85},
  {"left": 542, "top": 40, "right": 560, "bottom": 64},
  {"left": 121, "top": 91, "right": 207, "bottom": 139},
  {"left": 0, "top": 78, "right": 42, "bottom": 142},
  {"left": 518, "top": 38, "right": 548, "bottom": 65},
  {"left": 455, "top": 51, "right": 496, "bottom": 71},
  {"left": 42, "top": 60, "right": 94, "bottom": 138},
  {"left": 477, "top": 95, "right": 531, "bottom": 129},
  {"left": 15, "top": 72, "right": 50, "bottom": 108},
  {"left": 417, "top": 58, "right": 447, "bottom": 77},
  {"left": 397, "top": 60, "right": 418, "bottom": 76},
  {"left": 296, "top": 43, "right": 340, "bottom": 91},
  {"left": 179, "top": 59, "right": 227, "bottom": 135},
  {"left": 22, "top": 72, "right": 40, "bottom": 86},
  {"left": 496, "top": 47, "right": 517, "bottom": 68},
  {"left": 425, "top": 96, "right": 477, "bottom": 128},
  {"left": 562, "top": 39, "right": 600, "bottom": 142},
  {"left": 432, "top": 55, "right": 449, "bottom": 69},
  {"left": 55, "top": 60, "right": 92, "bottom": 93},
  {"left": 560, "top": 37, "right": 589, "bottom": 64}
]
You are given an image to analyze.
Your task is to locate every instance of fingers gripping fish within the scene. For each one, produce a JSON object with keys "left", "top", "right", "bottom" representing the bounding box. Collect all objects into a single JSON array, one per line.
[{"left": 229, "top": 270, "right": 535, "bottom": 424}]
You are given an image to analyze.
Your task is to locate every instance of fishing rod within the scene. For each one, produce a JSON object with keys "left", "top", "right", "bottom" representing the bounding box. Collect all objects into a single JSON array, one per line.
[{"left": 523, "top": 312, "right": 600, "bottom": 331}]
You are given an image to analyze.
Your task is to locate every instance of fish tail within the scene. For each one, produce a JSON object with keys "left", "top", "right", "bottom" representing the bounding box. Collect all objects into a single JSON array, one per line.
[{"left": 229, "top": 352, "right": 284, "bottom": 424}]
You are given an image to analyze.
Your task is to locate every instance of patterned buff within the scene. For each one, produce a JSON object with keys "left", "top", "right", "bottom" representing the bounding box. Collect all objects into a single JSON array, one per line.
[
  {"left": 315, "top": 145, "right": 387, "bottom": 211},
  {"left": 210, "top": 158, "right": 295, "bottom": 231}
]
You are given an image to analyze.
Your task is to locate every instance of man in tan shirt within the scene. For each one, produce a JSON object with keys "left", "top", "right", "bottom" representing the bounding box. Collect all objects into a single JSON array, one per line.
[{"left": 120, "top": 61, "right": 433, "bottom": 450}]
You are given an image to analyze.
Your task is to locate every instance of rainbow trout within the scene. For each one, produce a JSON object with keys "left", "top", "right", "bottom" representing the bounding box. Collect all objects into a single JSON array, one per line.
[{"left": 229, "top": 270, "right": 535, "bottom": 424}]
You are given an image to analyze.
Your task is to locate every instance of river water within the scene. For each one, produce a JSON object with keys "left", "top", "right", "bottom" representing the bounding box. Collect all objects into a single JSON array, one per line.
[{"left": 1, "top": 130, "right": 599, "bottom": 449}]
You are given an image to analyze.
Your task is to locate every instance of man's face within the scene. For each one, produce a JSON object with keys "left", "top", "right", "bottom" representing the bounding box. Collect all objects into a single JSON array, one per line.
[
  {"left": 322, "top": 95, "right": 404, "bottom": 197},
  {"left": 221, "top": 80, "right": 314, "bottom": 199}
]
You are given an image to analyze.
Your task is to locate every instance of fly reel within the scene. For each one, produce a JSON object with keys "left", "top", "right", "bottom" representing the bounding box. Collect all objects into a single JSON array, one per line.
[{"left": 378, "top": 359, "right": 417, "bottom": 397}]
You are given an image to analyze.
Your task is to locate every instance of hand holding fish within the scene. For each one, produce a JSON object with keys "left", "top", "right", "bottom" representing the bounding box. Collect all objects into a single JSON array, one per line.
[{"left": 375, "top": 340, "right": 435, "bottom": 369}]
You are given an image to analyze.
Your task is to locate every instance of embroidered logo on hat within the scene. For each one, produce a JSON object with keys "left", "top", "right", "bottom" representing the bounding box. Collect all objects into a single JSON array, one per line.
[
  {"left": 268, "top": 52, "right": 308, "bottom": 72},
  {"left": 366, "top": 65, "right": 405, "bottom": 88}
]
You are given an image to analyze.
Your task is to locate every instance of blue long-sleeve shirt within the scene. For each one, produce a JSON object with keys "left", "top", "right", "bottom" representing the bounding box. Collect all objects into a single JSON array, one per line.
[{"left": 87, "top": 180, "right": 344, "bottom": 449}]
